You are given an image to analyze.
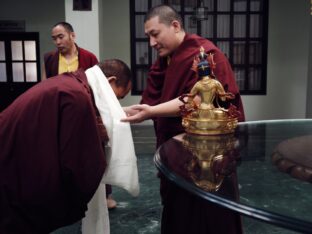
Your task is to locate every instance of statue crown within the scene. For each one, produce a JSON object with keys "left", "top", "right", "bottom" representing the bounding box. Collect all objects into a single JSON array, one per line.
[{"left": 197, "top": 47, "right": 211, "bottom": 77}]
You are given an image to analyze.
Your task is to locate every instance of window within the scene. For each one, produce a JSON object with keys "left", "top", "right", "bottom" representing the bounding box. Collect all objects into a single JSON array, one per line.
[
  {"left": 0, "top": 32, "right": 40, "bottom": 110},
  {"left": 130, "top": 0, "right": 268, "bottom": 95}
]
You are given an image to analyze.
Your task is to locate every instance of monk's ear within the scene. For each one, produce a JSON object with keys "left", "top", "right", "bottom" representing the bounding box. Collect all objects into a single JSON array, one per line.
[
  {"left": 70, "top": 32, "right": 76, "bottom": 40},
  {"left": 171, "top": 20, "right": 181, "bottom": 32},
  {"left": 107, "top": 76, "right": 117, "bottom": 84}
]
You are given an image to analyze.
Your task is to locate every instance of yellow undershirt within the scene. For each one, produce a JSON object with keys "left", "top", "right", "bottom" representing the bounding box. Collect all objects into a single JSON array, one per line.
[{"left": 58, "top": 53, "right": 79, "bottom": 74}]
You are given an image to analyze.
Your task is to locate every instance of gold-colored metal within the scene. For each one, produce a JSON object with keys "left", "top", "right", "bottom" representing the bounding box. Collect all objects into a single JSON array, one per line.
[
  {"left": 181, "top": 134, "right": 239, "bottom": 192},
  {"left": 179, "top": 46, "right": 239, "bottom": 135}
]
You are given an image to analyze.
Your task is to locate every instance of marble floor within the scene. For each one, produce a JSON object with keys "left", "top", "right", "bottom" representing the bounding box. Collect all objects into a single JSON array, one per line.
[{"left": 52, "top": 125, "right": 301, "bottom": 234}]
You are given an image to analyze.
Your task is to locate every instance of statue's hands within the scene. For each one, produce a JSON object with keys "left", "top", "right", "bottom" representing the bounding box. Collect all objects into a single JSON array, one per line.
[
  {"left": 121, "top": 104, "right": 152, "bottom": 123},
  {"left": 219, "top": 92, "right": 235, "bottom": 100}
]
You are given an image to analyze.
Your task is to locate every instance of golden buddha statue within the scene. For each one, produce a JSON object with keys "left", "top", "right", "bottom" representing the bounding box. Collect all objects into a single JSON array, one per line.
[{"left": 179, "top": 47, "right": 239, "bottom": 135}]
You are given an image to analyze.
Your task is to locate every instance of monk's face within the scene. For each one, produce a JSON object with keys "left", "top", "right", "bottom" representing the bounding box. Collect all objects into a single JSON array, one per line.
[
  {"left": 51, "top": 25, "right": 75, "bottom": 55},
  {"left": 144, "top": 16, "right": 182, "bottom": 57}
]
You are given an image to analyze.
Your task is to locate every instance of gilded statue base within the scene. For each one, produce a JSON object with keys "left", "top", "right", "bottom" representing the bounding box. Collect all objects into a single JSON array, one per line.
[{"left": 182, "top": 116, "right": 238, "bottom": 135}]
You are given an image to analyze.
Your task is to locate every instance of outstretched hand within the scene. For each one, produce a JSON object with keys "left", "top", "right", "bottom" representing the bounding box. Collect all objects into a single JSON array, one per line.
[{"left": 122, "top": 104, "right": 152, "bottom": 124}]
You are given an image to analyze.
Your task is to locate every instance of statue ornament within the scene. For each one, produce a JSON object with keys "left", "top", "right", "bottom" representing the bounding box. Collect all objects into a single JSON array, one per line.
[{"left": 179, "top": 47, "right": 240, "bottom": 135}]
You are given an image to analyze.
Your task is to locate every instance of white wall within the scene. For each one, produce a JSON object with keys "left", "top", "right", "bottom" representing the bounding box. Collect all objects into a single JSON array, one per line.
[
  {"left": 100, "top": 0, "right": 141, "bottom": 107},
  {"left": 306, "top": 15, "right": 312, "bottom": 118},
  {"left": 65, "top": 0, "right": 100, "bottom": 59},
  {"left": 242, "top": 0, "right": 310, "bottom": 120}
]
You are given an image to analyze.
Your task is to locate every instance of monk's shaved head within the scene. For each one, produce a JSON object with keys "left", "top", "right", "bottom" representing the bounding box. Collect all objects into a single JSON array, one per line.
[
  {"left": 144, "top": 4, "right": 184, "bottom": 30},
  {"left": 98, "top": 59, "right": 132, "bottom": 88}
]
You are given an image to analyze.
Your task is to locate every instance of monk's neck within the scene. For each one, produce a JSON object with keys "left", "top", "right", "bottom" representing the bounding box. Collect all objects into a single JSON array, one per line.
[{"left": 61, "top": 44, "right": 78, "bottom": 60}]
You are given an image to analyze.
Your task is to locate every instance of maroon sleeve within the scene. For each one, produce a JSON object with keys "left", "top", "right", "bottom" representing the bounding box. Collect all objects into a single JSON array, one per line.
[{"left": 141, "top": 59, "right": 166, "bottom": 105}]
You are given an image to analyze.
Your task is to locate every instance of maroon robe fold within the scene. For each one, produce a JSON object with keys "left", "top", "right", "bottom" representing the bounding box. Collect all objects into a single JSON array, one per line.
[
  {"left": 0, "top": 70, "right": 105, "bottom": 233},
  {"left": 44, "top": 45, "right": 99, "bottom": 78},
  {"left": 142, "top": 33, "right": 245, "bottom": 147}
]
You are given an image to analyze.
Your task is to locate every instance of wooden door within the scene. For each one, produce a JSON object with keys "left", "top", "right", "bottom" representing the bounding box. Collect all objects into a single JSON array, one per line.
[{"left": 0, "top": 32, "right": 40, "bottom": 111}]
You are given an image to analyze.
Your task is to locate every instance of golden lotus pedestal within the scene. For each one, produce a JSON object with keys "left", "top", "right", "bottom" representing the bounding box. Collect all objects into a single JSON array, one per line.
[{"left": 182, "top": 108, "right": 238, "bottom": 135}]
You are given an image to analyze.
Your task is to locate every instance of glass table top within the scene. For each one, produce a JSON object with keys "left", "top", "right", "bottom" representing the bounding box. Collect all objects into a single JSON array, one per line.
[{"left": 154, "top": 119, "right": 312, "bottom": 233}]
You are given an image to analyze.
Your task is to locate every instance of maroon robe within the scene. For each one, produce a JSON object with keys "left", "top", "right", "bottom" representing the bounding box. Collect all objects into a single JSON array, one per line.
[
  {"left": 44, "top": 45, "right": 99, "bottom": 78},
  {"left": 142, "top": 33, "right": 245, "bottom": 147},
  {"left": 142, "top": 34, "right": 245, "bottom": 233},
  {"left": 0, "top": 70, "right": 105, "bottom": 233}
]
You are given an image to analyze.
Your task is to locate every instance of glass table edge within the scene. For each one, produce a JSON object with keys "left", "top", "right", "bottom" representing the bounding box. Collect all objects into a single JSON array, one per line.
[{"left": 154, "top": 147, "right": 312, "bottom": 233}]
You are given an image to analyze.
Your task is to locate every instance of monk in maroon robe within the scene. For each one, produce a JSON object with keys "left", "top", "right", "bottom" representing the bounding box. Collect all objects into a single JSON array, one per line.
[
  {"left": 0, "top": 59, "right": 131, "bottom": 234},
  {"left": 123, "top": 6, "right": 245, "bottom": 148},
  {"left": 123, "top": 4, "right": 244, "bottom": 234}
]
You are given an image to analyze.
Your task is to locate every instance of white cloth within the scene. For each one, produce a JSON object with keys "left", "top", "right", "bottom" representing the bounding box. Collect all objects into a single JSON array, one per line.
[
  {"left": 82, "top": 184, "right": 109, "bottom": 234},
  {"left": 82, "top": 65, "right": 140, "bottom": 234}
]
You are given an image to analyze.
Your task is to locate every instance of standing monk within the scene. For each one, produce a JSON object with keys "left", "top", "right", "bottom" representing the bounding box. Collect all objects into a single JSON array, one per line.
[
  {"left": 123, "top": 4, "right": 244, "bottom": 234},
  {"left": 42, "top": 21, "right": 98, "bottom": 79},
  {"left": 123, "top": 4, "right": 245, "bottom": 147}
]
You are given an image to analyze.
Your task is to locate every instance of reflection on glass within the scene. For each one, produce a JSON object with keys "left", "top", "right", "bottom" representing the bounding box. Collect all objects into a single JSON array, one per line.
[
  {"left": 0, "top": 41, "right": 5, "bottom": 60},
  {"left": 135, "top": 0, "right": 148, "bottom": 11},
  {"left": 201, "top": 15, "right": 213, "bottom": 38},
  {"left": 234, "top": 68, "right": 245, "bottom": 90},
  {"left": 151, "top": 0, "right": 162, "bottom": 7},
  {"left": 217, "top": 41, "right": 229, "bottom": 58},
  {"left": 184, "top": 15, "right": 197, "bottom": 34},
  {"left": 25, "top": 62, "right": 37, "bottom": 82},
  {"left": 24, "top": 41, "right": 36, "bottom": 60},
  {"left": 136, "top": 42, "right": 148, "bottom": 65},
  {"left": 233, "top": 0, "right": 246, "bottom": 11},
  {"left": 136, "top": 68, "right": 148, "bottom": 91},
  {"left": 184, "top": 0, "right": 196, "bottom": 11},
  {"left": 11, "top": 41, "right": 23, "bottom": 60},
  {"left": 250, "top": 0, "right": 262, "bottom": 11},
  {"left": 217, "top": 15, "right": 230, "bottom": 38},
  {"left": 135, "top": 15, "right": 145, "bottom": 38},
  {"left": 182, "top": 134, "right": 239, "bottom": 192},
  {"left": 250, "top": 14, "right": 261, "bottom": 38},
  {"left": 233, "top": 41, "right": 245, "bottom": 64},
  {"left": 12, "top": 62, "right": 24, "bottom": 82},
  {"left": 0, "top": 63, "right": 7, "bottom": 82},
  {"left": 152, "top": 47, "right": 158, "bottom": 63},
  {"left": 249, "top": 68, "right": 261, "bottom": 90},
  {"left": 249, "top": 41, "right": 262, "bottom": 64},
  {"left": 203, "top": 0, "right": 214, "bottom": 11},
  {"left": 233, "top": 15, "right": 246, "bottom": 38},
  {"left": 217, "top": 0, "right": 230, "bottom": 11},
  {"left": 168, "top": 0, "right": 181, "bottom": 11}
]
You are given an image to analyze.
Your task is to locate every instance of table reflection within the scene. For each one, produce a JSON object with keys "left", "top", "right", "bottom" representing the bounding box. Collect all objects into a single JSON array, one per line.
[
  {"left": 180, "top": 134, "right": 240, "bottom": 192},
  {"left": 157, "top": 133, "right": 243, "bottom": 234}
]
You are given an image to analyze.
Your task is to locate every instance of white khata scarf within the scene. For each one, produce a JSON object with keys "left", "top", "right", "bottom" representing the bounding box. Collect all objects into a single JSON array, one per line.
[{"left": 82, "top": 65, "right": 140, "bottom": 234}]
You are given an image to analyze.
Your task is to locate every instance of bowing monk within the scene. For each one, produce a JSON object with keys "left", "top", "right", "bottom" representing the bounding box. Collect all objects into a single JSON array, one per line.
[{"left": 0, "top": 59, "right": 138, "bottom": 234}]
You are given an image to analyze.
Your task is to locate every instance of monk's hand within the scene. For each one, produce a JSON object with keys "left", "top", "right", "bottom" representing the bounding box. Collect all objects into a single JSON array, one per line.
[
  {"left": 121, "top": 104, "right": 152, "bottom": 123},
  {"left": 123, "top": 106, "right": 140, "bottom": 116}
]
